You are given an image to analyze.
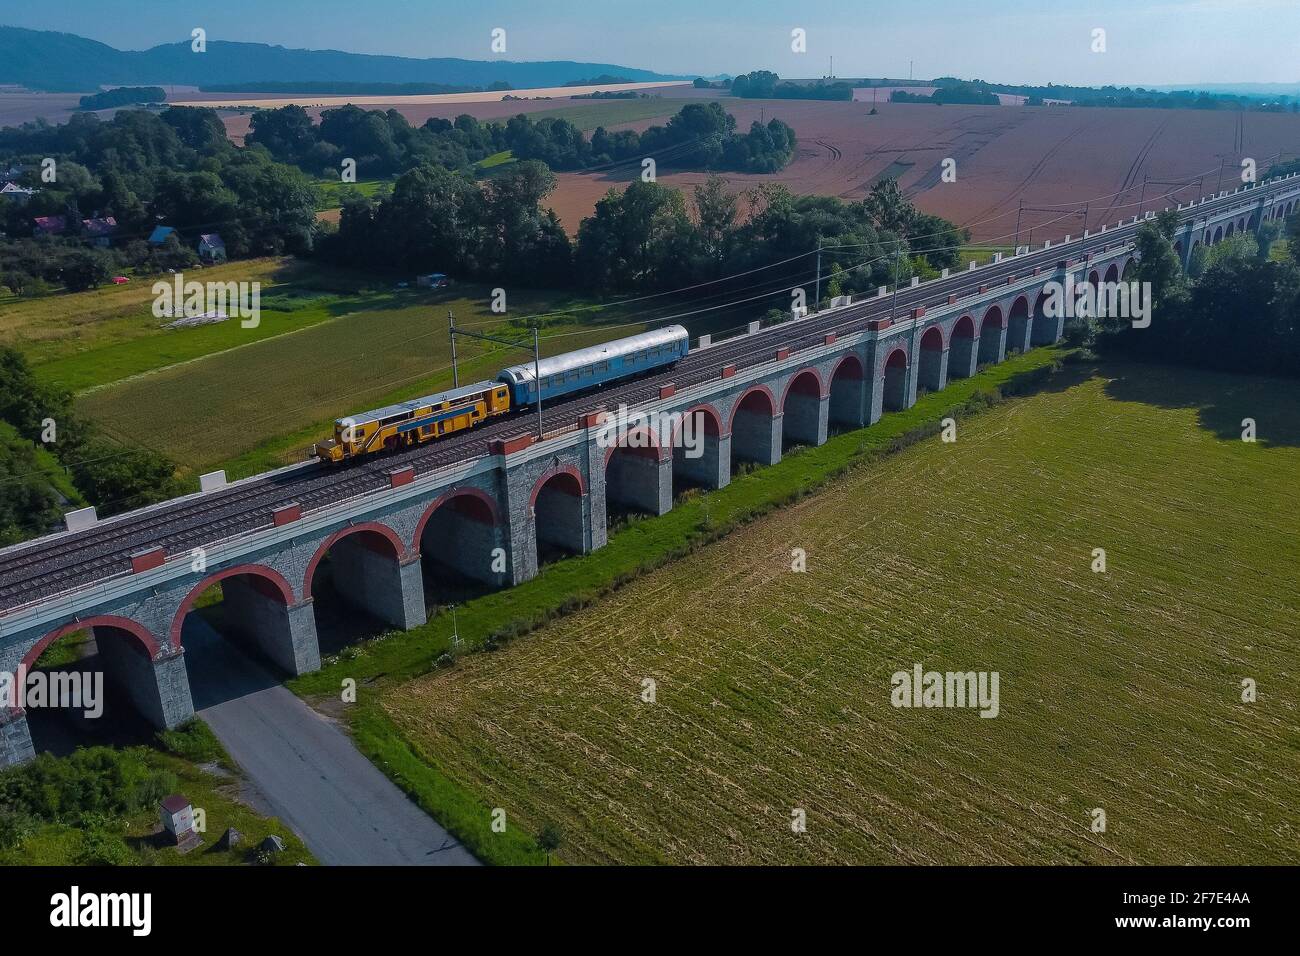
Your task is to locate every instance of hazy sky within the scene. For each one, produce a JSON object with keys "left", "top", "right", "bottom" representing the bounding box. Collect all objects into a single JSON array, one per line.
[{"left": 10, "top": 0, "right": 1300, "bottom": 85}]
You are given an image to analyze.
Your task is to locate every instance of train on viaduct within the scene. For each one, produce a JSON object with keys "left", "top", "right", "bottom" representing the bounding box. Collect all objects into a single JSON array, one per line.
[{"left": 1, "top": 175, "right": 1297, "bottom": 765}]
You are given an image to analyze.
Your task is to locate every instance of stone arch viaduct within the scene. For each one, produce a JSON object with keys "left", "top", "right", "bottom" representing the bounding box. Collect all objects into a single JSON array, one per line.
[{"left": 1, "top": 175, "right": 1297, "bottom": 764}]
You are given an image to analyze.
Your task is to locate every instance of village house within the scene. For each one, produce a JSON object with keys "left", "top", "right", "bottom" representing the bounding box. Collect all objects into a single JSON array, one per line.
[
  {"left": 81, "top": 216, "right": 118, "bottom": 248},
  {"left": 147, "top": 224, "right": 176, "bottom": 245},
  {"left": 0, "top": 182, "right": 36, "bottom": 205},
  {"left": 198, "top": 233, "right": 227, "bottom": 262},
  {"left": 32, "top": 215, "right": 67, "bottom": 237}
]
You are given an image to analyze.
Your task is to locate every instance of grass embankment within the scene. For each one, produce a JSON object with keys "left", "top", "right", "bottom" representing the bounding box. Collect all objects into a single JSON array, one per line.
[
  {"left": 377, "top": 358, "right": 1300, "bottom": 864},
  {"left": 290, "top": 347, "right": 1068, "bottom": 865},
  {"left": 0, "top": 721, "right": 314, "bottom": 866}
]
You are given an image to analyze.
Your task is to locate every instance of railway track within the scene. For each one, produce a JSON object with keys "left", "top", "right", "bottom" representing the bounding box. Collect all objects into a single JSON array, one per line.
[{"left": 0, "top": 182, "right": 1288, "bottom": 615}]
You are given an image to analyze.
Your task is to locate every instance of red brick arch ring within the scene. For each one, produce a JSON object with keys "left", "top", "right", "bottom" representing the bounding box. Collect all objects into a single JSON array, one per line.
[
  {"left": 830, "top": 352, "right": 867, "bottom": 380},
  {"left": 780, "top": 367, "right": 827, "bottom": 407},
  {"left": 881, "top": 346, "right": 910, "bottom": 375},
  {"left": 528, "top": 465, "right": 587, "bottom": 511},
  {"left": 668, "top": 403, "right": 726, "bottom": 448},
  {"left": 601, "top": 425, "right": 668, "bottom": 469},
  {"left": 167, "top": 564, "right": 296, "bottom": 647},
  {"left": 981, "top": 304, "right": 1006, "bottom": 329},
  {"left": 303, "top": 521, "right": 411, "bottom": 597},
  {"left": 726, "top": 384, "right": 779, "bottom": 433},
  {"left": 19, "top": 616, "right": 165, "bottom": 701},
  {"left": 410, "top": 487, "right": 502, "bottom": 554}
]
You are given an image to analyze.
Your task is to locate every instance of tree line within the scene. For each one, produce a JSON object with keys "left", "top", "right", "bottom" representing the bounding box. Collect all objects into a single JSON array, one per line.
[
  {"left": 78, "top": 87, "right": 166, "bottom": 110},
  {"left": 321, "top": 160, "right": 965, "bottom": 298},
  {"left": 247, "top": 100, "right": 797, "bottom": 178},
  {"left": 727, "top": 71, "right": 855, "bottom": 101},
  {"left": 1095, "top": 210, "right": 1300, "bottom": 377}
]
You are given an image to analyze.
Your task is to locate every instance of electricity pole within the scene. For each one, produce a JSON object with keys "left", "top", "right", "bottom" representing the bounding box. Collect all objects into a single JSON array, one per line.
[
  {"left": 447, "top": 310, "right": 459, "bottom": 388},
  {"left": 446, "top": 323, "right": 546, "bottom": 439},
  {"left": 532, "top": 326, "right": 544, "bottom": 440},
  {"left": 814, "top": 242, "right": 822, "bottom": 311},
  {"left": 889, "top": 242, "right": 902, "bottom": 323}
]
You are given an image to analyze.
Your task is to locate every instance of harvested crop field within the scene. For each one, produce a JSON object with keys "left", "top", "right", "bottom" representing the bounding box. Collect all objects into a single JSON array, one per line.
[
  {"left": 215, "top": 82, "right": 692, "bottom": 144},
  {"left": 535, "top": 100, "right": 1300, "bottom": 242},
  {"left": 384, "top": 363, "right": 1300, "bottom": 865}
]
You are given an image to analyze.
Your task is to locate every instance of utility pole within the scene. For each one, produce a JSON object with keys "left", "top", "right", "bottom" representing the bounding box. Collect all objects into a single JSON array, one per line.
[
  {"left": 1014, "top": 198, "right": 1024, "bottom": 251},
  {"left": 1138, "top": 175, "right": 1148, "bottom": 220},
  {"left": 445, "top": 322, "right": 546, "bottom": 439},
  {"left": 814, "top": 242, "right": 822, "bottom": 311},
  {"left": 889, "top": 242, "right": 902, "bottom": 324},
  {"left": 447, "top": 310, "right": 459, "bottom": 388},
  {"left": 1216, "top": 157, "right": 1226, "bottom": 194},
  {"left": 449, "top": 604, "right": 460, "bottom": 653},
  {"left": 532, "top": 326, "right": 544, "bottom": 440}
]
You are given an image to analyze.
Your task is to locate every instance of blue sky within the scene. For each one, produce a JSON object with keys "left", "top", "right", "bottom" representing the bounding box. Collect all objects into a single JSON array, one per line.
[{"left": 11, "top": 0, "right": 1300, "bottom": 85}]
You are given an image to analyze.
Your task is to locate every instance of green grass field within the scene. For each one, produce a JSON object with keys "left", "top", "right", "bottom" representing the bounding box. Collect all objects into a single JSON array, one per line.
[
  {"left": 8, "top": 258, "right": 397, "bottom": 394},
  {"left": 957, "top": 245, "right": 1017, "bottom": 269},
  {"left": 0, "top": 252, "right": 647, "bottom": 477},
  {"left": 75, "top": 283, "right": 645, "bottom": 476},
  {"left": 381, "top": 362, "right": 1300, "bottom": 865},
  {"left": 312, "top": 177, "right": 392, "bottom": 210},
  {"left": 524, "top": 97, "right": 688, "bottom": 131}
]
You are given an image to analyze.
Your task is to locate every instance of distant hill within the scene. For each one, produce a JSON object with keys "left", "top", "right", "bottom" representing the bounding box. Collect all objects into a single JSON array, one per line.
[{"left": 0, "top": 26, "right": 680, "bottom": 93}]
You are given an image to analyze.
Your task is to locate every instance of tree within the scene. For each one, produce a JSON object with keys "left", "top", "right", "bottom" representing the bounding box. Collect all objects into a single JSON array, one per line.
[
  {"left": 0, "top": 426, "right": 63, "bottom": 546},
  {"left": 575, "top": 181, "right": 695, "bottom": 292},
  {"left": 1287, "top": 211, "right": 1300, "bottom": 269},
  {"left": 536, "top": 823, "right": 562, "bottom": 865},
  {"left": 247, "top": 105, "right": 318, "bottom": 166},
  {"left": 481, "top": 161, "right": 572, "bottom": 284},
  {"left": 692, "top": 175, "right": 737, "bottom": 271},
  {"left": 161, "top": 106, "right": 230, "bottom": 153},
  {"left": 69, "top": 440, "right": 182, "bottom": 516},
  {"left": 866, "top": 179, "right": 915, "bottom": 237},
  {"left": 60, "top": 248, "right": 112, "bottom": 292},
  {"left": 731, "top": 70, "right": 779, "bottom": 98}
]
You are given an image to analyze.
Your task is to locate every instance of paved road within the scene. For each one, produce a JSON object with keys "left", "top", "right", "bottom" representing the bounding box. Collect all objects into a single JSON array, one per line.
[{"left": 185, "top": 617, "right": 479, "bottom": 866}]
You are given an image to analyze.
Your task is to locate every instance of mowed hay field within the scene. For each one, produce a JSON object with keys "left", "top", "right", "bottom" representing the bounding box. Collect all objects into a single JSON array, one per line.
[{"left": 384, "top": 364, "right": 1300, "bottom": 865}]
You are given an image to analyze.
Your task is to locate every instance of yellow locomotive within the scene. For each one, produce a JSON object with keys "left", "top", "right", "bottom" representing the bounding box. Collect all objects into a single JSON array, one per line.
[
  {"left": 315, "top": 326, "right": 691, "bottom": 464},
  {"left": 314, "top": 380, "right": 511, "bottom": 463}
]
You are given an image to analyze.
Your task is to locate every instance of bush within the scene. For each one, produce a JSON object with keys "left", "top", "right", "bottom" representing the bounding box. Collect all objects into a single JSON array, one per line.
[{"left": 156, "top": 720, "right": 224, "bottom": 763}]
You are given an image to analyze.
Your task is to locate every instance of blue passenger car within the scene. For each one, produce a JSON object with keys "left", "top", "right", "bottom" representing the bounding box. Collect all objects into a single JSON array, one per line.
[{"left": 496, "top": 325, "right": 690, "bottom": 407}]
